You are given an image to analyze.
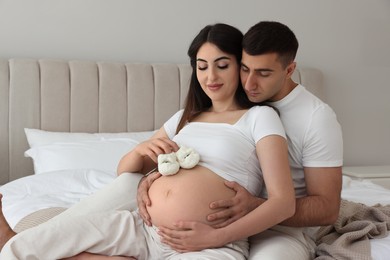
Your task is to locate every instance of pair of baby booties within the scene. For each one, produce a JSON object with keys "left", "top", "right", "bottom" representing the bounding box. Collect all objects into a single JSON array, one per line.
[{"left": 157, "top": 146, "right": 200, "bottom": 176}]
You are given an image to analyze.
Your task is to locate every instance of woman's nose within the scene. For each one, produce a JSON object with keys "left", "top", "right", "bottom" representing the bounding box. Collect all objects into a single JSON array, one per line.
[{"left": 208, "top": 67, "right": 217, "bottom": 81}]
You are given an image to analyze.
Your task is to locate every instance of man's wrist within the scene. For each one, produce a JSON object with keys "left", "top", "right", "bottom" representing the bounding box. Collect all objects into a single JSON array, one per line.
[
  {"left": 137, "top": 175, "right": 147, "bottom": 189},
  {"left": 137, "top": 168, "right": 157, "bottom": 188}
]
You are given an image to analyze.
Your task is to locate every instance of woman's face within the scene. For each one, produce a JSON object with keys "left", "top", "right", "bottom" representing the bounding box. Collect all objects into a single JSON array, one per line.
[{"left": 196, "top": 42, "right": 240, "bottom": 104}]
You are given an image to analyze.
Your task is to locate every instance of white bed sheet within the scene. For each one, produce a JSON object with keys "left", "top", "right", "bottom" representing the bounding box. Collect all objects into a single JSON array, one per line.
[{"left": 0, "top": 173, "right": 389, "bottom": 259}]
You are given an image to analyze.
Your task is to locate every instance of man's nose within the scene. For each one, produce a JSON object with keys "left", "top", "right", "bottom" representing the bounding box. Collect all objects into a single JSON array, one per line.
[{"left": 244, "top": 73, "right": 256, "bottom": 91}]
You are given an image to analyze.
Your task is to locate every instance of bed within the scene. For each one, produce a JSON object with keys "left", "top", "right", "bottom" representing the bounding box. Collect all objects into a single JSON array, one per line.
[{"left": 0, "top": 58, "right": 389, "bottom": 259}]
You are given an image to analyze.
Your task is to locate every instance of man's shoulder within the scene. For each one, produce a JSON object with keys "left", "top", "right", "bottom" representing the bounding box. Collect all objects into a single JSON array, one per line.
[{"left": 290, "top": 86, "right": 333, "bottom": 115}]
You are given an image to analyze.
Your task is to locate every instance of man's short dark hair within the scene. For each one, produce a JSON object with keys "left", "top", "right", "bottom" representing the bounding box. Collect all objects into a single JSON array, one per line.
[{"left": 243, "top": 21, "right": 299, "bottom": 68}]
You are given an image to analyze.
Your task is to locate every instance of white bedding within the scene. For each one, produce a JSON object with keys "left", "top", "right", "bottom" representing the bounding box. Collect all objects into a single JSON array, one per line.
[
  {"left": 340, "top": 176, "right": 390, "bottom": 260},
  {"left": 0, "top": 169, "right": 115, "bottom": 228},
  {"left": 1, "top": 173, "right": 389, "bottom": 259}
]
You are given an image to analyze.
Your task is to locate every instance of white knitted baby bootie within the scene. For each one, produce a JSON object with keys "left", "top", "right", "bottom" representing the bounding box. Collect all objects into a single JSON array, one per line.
[
  {"left": 158, "top": 152, "right": 180, "bottom": 176},
  {"left": 176, "top": 146, "right": 200, "bottom": 169}
]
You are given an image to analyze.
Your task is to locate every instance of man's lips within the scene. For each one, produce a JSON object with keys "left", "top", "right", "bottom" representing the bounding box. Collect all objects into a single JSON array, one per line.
[{"left": 245, "top": 90, "right": 259, "bottom": 97}]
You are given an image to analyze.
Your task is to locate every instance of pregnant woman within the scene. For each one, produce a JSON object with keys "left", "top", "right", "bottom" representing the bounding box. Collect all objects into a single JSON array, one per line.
[{"left": 0, "top": 23, "right": 295, "bottom": 260}]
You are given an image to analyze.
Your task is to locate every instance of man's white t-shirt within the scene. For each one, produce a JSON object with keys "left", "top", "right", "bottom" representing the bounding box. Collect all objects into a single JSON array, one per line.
[{"left": 268, "top": 84, "right": 343, "bottom": 197}]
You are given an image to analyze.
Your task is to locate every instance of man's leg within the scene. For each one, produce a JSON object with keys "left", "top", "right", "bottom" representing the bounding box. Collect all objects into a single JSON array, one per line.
[
  {"left": 170, "top": 241, "right": 249, "bottom": 260},
  {"left": 248, "top": 226, "right": 316, "bottom": 260}
]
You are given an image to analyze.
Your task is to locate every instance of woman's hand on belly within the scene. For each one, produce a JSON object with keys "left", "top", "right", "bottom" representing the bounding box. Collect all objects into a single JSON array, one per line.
[
  {"left": 157, "top": 221, "right": 226, "bottom": 253},
  {"left": 146, "top": 166, "right": 236, "bottom": 229}
]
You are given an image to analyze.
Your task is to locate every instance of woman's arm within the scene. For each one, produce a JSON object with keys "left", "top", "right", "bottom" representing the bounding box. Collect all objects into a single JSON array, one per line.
[
  {"left": 116, "top": 128, "right": 179, "bottom": 175},
  {"left": 117, "top": 127, "right": 179, "bottom": 225},
  {"left": 220, "top": 135, "right": 295, "bottom": 238},
  {"left": 158, "top": 135, "right": 295, "bottom": 251}
]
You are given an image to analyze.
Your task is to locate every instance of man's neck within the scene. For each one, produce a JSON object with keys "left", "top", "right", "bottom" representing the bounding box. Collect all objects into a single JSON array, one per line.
[{"left": 273, "top": 79, "right": 298, "bottom": 102}]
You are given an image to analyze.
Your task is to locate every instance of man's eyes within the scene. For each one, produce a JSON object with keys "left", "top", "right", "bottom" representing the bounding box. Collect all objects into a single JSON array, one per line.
[
  {"left": 241, "top": 67, "right": 271, "bottom": 77},
  {"left": 241, "top": 66, "right": 249, "bottom": 72},
  {"left": 258, "top": 71, "right": 271, "bottom": 77}
]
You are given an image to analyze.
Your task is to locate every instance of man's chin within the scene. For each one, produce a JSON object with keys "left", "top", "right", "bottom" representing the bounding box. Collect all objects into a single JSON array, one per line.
[{"left": 248, "top": 97, "right": 265, "bottom": 103}]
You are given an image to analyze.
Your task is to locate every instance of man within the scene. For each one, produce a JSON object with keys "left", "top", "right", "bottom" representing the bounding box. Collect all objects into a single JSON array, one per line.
[{"left": 146, "top": 21, "right": 343, "bottom": 259}]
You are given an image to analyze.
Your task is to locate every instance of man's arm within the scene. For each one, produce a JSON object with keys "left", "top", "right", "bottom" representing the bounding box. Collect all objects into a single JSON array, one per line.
[
  {"left": 281, "top": 166, "right": 342, "bottom": 226},
  {"left": 207, "top": 166, "right": 342, "bottom": 227}
]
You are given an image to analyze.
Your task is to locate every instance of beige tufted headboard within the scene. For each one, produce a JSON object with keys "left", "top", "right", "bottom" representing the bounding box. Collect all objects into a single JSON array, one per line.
[{"left": 0, "top": 58, "right": 323, "bottom": 184}]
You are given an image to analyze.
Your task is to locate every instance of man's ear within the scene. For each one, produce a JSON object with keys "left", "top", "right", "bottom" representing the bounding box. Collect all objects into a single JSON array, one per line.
[{"left": 286, "top": 62, "right": 296, "bottom": 78}]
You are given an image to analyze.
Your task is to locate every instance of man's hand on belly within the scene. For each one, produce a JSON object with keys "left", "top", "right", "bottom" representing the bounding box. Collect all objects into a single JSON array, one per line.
[
  {"left": 137, "top": 172, "right": 161, "bottom": 226},
  {"left": 207, "top": 180, "right": 263, "bottom": 228}
]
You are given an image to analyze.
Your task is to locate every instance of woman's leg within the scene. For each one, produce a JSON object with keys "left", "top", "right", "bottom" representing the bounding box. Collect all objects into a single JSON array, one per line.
[
  {"left": 1, "top": 210, "right": 148, "bottom": 259},
  {"left": 63, "top": 252, "right": 136, "bottom": 260},
  {"left": 52, "top": 173, "right": 143, "bottom": 220},
  {"left": 1, "top": 173, "right": 144, "bottom": 258}
]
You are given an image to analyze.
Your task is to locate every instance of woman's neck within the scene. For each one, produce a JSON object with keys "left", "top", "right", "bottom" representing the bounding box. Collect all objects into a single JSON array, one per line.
[{"left": 209, "top": 101, "right": 241, "bottom": 113}]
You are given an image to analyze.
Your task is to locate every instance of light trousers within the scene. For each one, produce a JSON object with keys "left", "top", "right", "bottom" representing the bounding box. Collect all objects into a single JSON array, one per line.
[
  {"left": 1, "top": 173, "right": 248, "bottom": 259},
  {"left": 248, "top": 225, "right": 317, "bottom": 260}
]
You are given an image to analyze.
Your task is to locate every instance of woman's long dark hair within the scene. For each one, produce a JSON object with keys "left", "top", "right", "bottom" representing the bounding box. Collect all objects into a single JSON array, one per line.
[{"left": 176, "top": 23, "right": 256, "bottom": 133}]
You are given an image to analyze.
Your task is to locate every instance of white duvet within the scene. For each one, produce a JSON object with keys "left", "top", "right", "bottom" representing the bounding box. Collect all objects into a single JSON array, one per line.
[
  {"left": 0, "top": 172, "right": 389, "bottom": 259},
  {"left": 0, "top": 169, "right": 115, "bottom": 228}
]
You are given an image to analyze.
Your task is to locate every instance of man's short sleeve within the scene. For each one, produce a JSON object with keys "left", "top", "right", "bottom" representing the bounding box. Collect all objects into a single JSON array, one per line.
[{"left": 302, "top": 104, "right": 343, "bottom": 167}]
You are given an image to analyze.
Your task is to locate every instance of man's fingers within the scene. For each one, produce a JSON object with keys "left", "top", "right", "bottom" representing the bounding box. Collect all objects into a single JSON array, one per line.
[
  {"left": 212, "top": 217, "right": 235, "bottom": 228},
  {"left": 138, "top": 203, "right": 151, "bottom": 225},
  {"left": 137, "top": 172, "right": 161, "bottom": 226},
  {"left": 142, "top": 193, "right": 151, "bottom": 207},
  {"left": 224, "top": 180, "right": 242, "bottom": 191},
  {"left": 209, "top": 199, "right": 234, "bottom": 209},
  {"left": 207, "top": 208, "right": 232, "bottom": 222}
]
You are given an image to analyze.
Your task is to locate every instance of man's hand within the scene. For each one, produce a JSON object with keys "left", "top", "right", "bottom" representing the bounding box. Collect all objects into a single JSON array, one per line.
[
  {"left": 158, "top": 221, "right": 225, "bottom": 252},
  {"left": 207, "top": 180, "right": 263, "bottom": 228},
  {"left": 137, "top": 172, "right": 161, "bottom": 226}
]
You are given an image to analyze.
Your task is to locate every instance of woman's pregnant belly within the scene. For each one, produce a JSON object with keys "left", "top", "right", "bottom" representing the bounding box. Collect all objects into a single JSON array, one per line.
[{"left": 147, "top": 165, "right": 236, "bottom": 228}]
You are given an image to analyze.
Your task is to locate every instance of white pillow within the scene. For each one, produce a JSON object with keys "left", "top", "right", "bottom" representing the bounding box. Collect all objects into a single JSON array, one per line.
[
  {"left": 24, "top": 128, "right": 156, "bottom": 175},
  {"left": 24, "top": 128, "right": 155, "bottom": 148},
  {"left": 24, "top": 139, "right": 137, "bottom": 175}
]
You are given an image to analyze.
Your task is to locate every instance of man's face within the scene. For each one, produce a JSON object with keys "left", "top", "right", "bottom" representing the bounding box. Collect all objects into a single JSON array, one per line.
[{"left": 240, "top": 51, "right": 292, "bottom": 103}]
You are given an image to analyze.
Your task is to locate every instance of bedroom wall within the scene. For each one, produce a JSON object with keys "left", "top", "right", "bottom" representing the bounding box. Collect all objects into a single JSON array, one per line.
[{"left": 0, "top": 0, "right": 389, "bottom": 167}]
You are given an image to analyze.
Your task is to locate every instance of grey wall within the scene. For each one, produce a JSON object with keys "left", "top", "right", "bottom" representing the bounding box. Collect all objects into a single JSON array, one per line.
[{"left": 0, "top": 0, "right": 389, "bottom": 167}]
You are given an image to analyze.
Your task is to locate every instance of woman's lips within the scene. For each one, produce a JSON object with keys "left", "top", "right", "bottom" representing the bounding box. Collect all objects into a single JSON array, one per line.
[{"left": 207, "top": 83, "right": 223, "bottom": 91}]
